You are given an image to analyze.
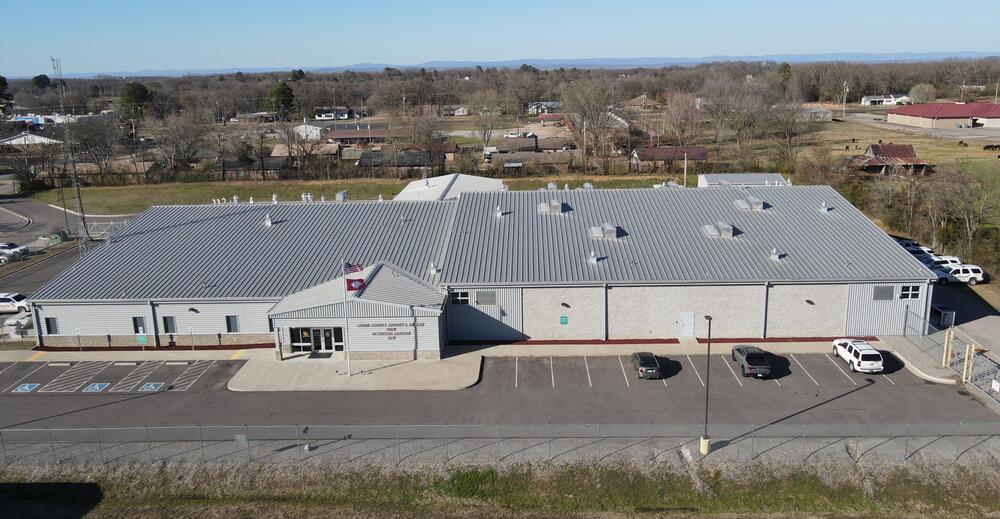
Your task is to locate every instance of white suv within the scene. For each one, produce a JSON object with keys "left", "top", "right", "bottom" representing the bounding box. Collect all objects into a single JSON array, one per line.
[
  {"left": 935, "top": 264, "right": 986, "bottom": 285},
  {"left": 0, "top": 293, "right": 30, "bottom": 314},
  {"left": 832, "top": 339, "right": 884, "bottom": 373},
  {"left": 922, "top": 255, "right": 961, "bottom": 269}
]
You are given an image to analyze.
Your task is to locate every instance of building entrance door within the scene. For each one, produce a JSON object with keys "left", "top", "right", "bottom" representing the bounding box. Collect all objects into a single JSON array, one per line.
[
  {"left": 678, "top": 312, "right": 695, "bottom": 337},
  {"left": 318, "top": 327, "right": 346, "bottom": 357}
]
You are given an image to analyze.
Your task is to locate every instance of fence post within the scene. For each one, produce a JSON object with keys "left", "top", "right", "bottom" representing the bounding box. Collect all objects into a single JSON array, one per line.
[
  {"left": 48, "top": 428, "right": 56, "bottom": 464},
  {"left": 199, "top": 425, "right": 205, "bottom": 462},
  {"left": 750, "top": 423, "right": 755, "bottom": 462},
  {"left": 942, "top": 329, "right": 953, "bottom": 368},
  {"left": 496, "top": 423, "right": 501, "bottom": 464},
  {"left": 95, "top": 427, "right": 105, "bottom": 464},
  {"left": 547, "top": 422, "right": 551, "bottom": 462},
  {"left": 903, "top": 423, "right": 910, "bottom": 462},
  {"left": 145, "top": 426, "right": 152, "bottom": 463},
  {"left": 962, "top": 343, "right": 975, "bottom": 383},
  {"left": 294, "top": 425, "right": 302, "bottom": 462},
  {"left": 245, "top": 425, "right": 251, "bottom": 462},
  {"left": 395, "top": 424, "right": 400, "bottom": 466},
  {"left": 0, "top": 429, "right": 7, "bottom": 466}
]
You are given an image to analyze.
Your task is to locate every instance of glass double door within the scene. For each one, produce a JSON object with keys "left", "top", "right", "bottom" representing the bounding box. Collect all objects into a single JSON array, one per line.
[{"left": 310, "top": 327, "right": 345, "bottom": 353}]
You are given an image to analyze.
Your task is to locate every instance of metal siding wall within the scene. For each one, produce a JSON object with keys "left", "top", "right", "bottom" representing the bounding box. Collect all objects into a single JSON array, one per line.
[
  {"left": 155, "top": 302, "right": 275, "bottom": 334},
  {"left": 273, "top": 315, "right": 441, "bottom": 352},
  {"left": 846, "top": 282, "right": 927, "bottom": 336},
  {"left": 446, "top": 288, "right": 523, "bottom": 341},
  {"left": 272, "top": 300, "right": 439, "bottom": 319},
  {"left": 37, "top": 303, "right": 153, "bottom": 336}
]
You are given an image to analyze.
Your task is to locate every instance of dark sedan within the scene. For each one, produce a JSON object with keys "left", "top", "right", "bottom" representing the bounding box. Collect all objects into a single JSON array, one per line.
[{"left": 630, "top": 352, "right": 662, "bottom": 379}]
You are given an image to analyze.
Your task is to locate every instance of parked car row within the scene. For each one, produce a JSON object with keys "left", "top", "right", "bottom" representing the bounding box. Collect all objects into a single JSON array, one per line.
[
  {"left": 0, "top": 292, "right": 30, "bottom": 314},
  {"left": 893, "top": 237, "right": 986, "bottom": 285},
  {"left": 0, "top": 242, "right": 28, "bottom": 265}
]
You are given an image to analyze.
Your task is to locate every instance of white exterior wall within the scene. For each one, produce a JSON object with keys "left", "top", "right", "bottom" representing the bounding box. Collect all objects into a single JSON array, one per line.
[
  {"left": 155, "top": 301, "right": 275, "bottom": 336},
  {"left": 273, "top": 315, "right": 440, "bottom": 352},
  {"left": 846, "top": 282, "right": 930, "bottom": 336},
  {"left": 36, "top": 302, "right": 154, "bottom": 337},
  {"left": 293, "top": 125, "right": 322, "bottom": 141},
  {"left": 522, "top": 286, "right": 604, "bottom": 340},
  {"left": 765, "top": 284, "right": 848, "bottom": 337},
  {"left": 608, "top": 285, "right": 765, "bottom": 338},
  {"left": 446, "top": 288, "right": 523, "bottom": 341},
  {"left": 982, "top": 117, "right": 1000, "bottom": 128}
]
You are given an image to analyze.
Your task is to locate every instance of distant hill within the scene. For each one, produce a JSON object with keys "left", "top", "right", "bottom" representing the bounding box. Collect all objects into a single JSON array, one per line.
[{"left": 43, "top": 51, "right": 1000, "bottom": 79}]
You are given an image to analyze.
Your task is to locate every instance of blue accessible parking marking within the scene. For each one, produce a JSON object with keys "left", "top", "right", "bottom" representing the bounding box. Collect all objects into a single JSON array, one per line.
[
  {"left": 139, "top": 382, "right": 164, "bottom": 392},
  {"left": 83, "top": 383, "right": 109, "bottom": 393},
  {"left": 13, "top": 383, "right": 40, "bottom": 393}
]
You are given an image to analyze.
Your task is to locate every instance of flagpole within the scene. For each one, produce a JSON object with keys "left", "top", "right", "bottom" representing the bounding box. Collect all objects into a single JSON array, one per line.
[{"left": 343, "top": 258, "right": 352, "bottom": 376}]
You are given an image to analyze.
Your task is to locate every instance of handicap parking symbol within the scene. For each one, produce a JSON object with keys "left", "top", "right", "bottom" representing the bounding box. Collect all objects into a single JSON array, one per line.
[
  {"left": 13, "top": 383, "right": 39, "bottom": 393},
  {"left": 83, "top": 383, "right": 109, "bottom": 393},
  {"left": 139, "top": 382, "right": 164, "bottom": 392}
]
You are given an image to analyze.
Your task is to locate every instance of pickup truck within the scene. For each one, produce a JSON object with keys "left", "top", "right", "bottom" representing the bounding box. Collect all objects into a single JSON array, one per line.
[{"left": 731, "top": 345, "right": 773, "bottom": 378}]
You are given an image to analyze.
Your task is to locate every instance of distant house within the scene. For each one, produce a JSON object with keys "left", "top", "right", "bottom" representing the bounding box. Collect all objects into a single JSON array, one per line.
[
  {"left": 887, "top": 102, "right": 1000, "bottom": 129},
  {"left": 0, "top": 132, "right": 63, "bottom": 152},
  {"left": 849, "top": 144, "right": 929, "bottom": 175},
  {"left": 860, "top": 94, "right": 910, "bottom": 106},
  {"left": 325, "top": 126, "right": 403, "bottom": 145},
  {"left": 493, "top": 151, "right": 574, "bottom": 172},
  {"left": 697, "top": 173, "right": 790, "bottom": 188},
  {"left": 538, "top": 113, "right": 567, "bottom": 126},
  {"left": 624, "top": 94, "right": 661, "bottom": 110},
  {"left": 796, "top": 106, "right": 833, "bottom": 123},
  {"left": 630, "top": 146, "right": 708, "bottom": 171},
  {"left": 527, "top": 101, "right": 562, "bottom": 115},
  {"left": 440, "top": 105, "right": 469, "bottom": 117},
  {"left": 293, "top": 120, "right": 337, "bottom": 141},
  {"left": 270, "top": 142, "right": 340, "bottom": 158},
  {"left": 394, "top": 173, "right": 506, "bottom": 201}
]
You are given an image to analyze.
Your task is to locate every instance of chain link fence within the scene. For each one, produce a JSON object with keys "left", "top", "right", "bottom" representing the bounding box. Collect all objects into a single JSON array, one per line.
[
  {"left": 905, "top": 310, "right": 1000, "bottom": 407},
  {"left": 1, "top": 422, "right": 998, "bottom": 467}
]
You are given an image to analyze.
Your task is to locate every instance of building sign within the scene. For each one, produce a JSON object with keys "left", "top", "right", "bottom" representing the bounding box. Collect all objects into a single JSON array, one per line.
[
  {"left": 356, "top": 321, "right": 425, "bottom": 341},
  {"left": 560, "top": 315, "right": 568, "bottom": 325},
  {"left": 138, "top": 335, "right": 148, "bottom": 345}
]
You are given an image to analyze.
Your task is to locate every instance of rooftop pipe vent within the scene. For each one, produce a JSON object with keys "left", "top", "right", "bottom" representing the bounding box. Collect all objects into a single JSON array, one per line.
[
  {"left": 769, "top": 248, "right": 786, "bottom": 261},
  {"left": 819, "top": 201, "right": 834, "bottom": 213}
]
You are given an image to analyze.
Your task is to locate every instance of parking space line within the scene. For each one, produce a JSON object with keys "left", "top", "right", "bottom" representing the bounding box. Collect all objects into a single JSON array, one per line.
[
  {"left": 110, "top": 361, "right": 163, "bottom": 392},
  {"left": 662, "top": 378, "right": 668, "bottom": 388},
  {"left": 790, "top": 354, "right": 819, "bottom": 386},
  {"left": 4, "top": 362, "right": 48, "bottom": 392},
  {"left": 168, "top": 360, "right": 215, "bottom": 391},
  {"left": 583, "top": 357, "right": 592, "bottom": 388},
  {"left": 618, "top": 356, "right": 631, "bottom": 388},
  {"left": 0, "top": 362, "right": 17, "bottom": 375},
  {"left": 549, "top": 356, "right": 555, "bottom": 388},
  {"left": 720, "top": 355, "right": 743, "bottom": 387},
  {"left": 40, "top": 361, "right": 112, "bottom": 392},
  {"left": 773, "top": 377, "right": 781, "bottom": 387},
  {"left": 514, "top": 357, "right": 518, "bottom": 388},
  {"left": 825, "top": 354, "right": 858, "bottom": 385},
  {"left": 686, "top": 355, "right": 705, "bottom": 387},
  {"left": 881, "top": 374, "right": 896, "bottom": 385}
]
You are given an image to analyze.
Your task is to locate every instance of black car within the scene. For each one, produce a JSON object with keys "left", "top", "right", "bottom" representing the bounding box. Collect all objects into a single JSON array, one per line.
[
  {"left": 731, "top": 346, "right": 772, "bottom": 378},
  {"left": 630, "top": 352, "right": 662, "bottom": 379}
]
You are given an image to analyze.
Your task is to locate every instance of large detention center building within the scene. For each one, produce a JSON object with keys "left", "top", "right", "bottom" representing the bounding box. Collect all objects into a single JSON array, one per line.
[{"left": 30, "top": 184, "right": 936, "bottom": 359}]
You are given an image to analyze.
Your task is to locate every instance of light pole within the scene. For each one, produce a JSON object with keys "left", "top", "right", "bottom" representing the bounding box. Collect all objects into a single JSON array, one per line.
[{"left": 700, "top": 315, "right": 713, "bottom": 455}]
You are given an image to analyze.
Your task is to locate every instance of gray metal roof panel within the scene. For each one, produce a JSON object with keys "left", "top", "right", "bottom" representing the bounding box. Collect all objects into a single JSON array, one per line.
[
  {"left": 439, "top": 186, "right": 935, "bottom": 285},
  {"left": 33, "top": 201, "right": 455, "bottom": 301},
  {"left": 699, "top": 173, "right": 789, "bottom": 186}
]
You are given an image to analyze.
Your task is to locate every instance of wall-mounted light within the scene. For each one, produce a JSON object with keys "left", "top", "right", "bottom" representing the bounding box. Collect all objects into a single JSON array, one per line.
[
  {"left": 805, "top": 300, "right": 815, "bottom": 306},
  {"left": 188, "top": 307, "right": 200, "bottom": 313},
  {"left": 560, "top": 302, "right": 571, "bottom": 308}
]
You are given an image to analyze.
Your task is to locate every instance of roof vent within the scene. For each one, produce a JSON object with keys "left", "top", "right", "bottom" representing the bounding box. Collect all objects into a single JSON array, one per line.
[
  {"left": 495, "top": 205, "right": 503, "bottom": 218},
  {"left": 769, "top": 248, "right": 785, "bottom": 261},
  {"left": 715, "top": 221, "right": 735, "bottom": 238},
  {"left": 819, "top": 201, "right": 834, "bottom": 213},
  {"left": 232, "top": 195, "right": 239, "bottom": 204},
  {"left": 264, "top": 214, "right": 272, "bottom": 227},
  {"left": 589, "top": 226, "right": 603, "bottom": 239},
  {"left": 547, "top": 182, "right": 557, "bottom": 190},
  {"left": 272, "top": 194, "right": 278, "bottom": 204},
  {"left": 601, "top": 223, "right": 617, "bottom": 240},
  {"left": 583, "top": 182, "right": 593, "bottom": 190},
  {"left": 701, "top": 224, "right": 720, "bottom": 238},
  {"left": 588, "top": 250, "right": 599, "bottom": 264},
  {"left": 428, "top": 261, "right": 440, "bottom": 274},
  {"left": 734, "top": 195, "right": 765, "bottom": 211},
  {"left": 378, "top": 194, "right": 384, "bottom": 203},
  {"left": 335, "top": 190, "right": 348, "bottom": 202}
]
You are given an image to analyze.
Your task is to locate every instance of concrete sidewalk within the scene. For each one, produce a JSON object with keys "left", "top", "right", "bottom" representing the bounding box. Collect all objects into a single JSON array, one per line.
[{"left": 0, "top": 348, "right": 270, "bottom": 363}]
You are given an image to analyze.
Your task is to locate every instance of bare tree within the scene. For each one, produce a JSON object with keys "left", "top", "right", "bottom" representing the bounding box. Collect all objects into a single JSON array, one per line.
[
  {"left": 145, "top": 115, "right": 205, "bottom": 175},
  {"left": 920, "top": 173, "right": 957, "bottom": 250},
  {"left": 204, "top": 122, "right": 236, "bottom": 181},
  {"left": 275, "top": 122, "right": 323, "bottom": 179},
  {"left": 561, "top": 77, "right": 622, "bottom": 174},
  {"left": 662, "top": 93, "right": 701, "bottom": 146},
  {"left": 468, "top": 89, "right": 502, "bottom": 146},
  {"left": 700, "top": 74, "right": 736, "bottom": 149},
  {"left": 908, "top": 83, "right": 936, "bottom": 104},
  {"left": 768, "top": 102, "right": 804, "bottom": 168},
  {"left": 951, "top": 172, "right": 998, "bottom": 256},
  {"left": 74, "top": 117, "right": 123, "bottom": 184}
]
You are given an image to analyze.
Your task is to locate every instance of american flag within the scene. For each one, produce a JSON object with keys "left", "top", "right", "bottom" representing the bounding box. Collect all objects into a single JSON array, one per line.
[{"left": 344, "top": 262, "right": 364, "bottom": 274}]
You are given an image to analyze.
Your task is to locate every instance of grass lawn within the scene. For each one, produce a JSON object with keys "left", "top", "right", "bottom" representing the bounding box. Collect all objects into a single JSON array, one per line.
[{"left": 31, "top": 176, "right": 676, "bottom": 215}]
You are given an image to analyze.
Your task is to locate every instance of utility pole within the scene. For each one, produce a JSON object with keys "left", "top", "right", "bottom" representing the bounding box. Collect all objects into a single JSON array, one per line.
[
  {"left": 841, "top": 81, "right": 849, "bottom": 118},
  {"left": 699, "top": 315, "right": 713, "bottom": 455},
  {"left": 994, "top": 83, "right": 998, "bottom": 104}
]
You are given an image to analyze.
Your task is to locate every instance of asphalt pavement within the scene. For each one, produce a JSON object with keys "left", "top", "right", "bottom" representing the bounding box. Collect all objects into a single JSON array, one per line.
[{"left": 0, "top": 354, "right": 996, "bottom": 430}]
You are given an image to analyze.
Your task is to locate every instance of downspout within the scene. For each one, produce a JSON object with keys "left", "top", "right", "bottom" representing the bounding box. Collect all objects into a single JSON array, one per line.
[
  {"left": 411, "top": 305, "right": 418, "bottom": 360},
  {"left": 761, "top": 282, "right": 770, "bottom": 339},
  {"left": 33, "top": 305, "right": 44, "bottom": 348},
  {"left": 149, "top": 301, "right": 161, "bottom": 348},
  {"left": 604, "top": 283, "right": 609, "bottom": 341}
]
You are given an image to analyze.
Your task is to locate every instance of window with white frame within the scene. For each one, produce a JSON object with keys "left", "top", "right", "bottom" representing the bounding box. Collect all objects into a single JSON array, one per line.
[
  {"left": 450, "top": 291, "right": 470, "bottom": 305},
  {"left": 900, "top": 285, "right": 920, "bottom": 300}
]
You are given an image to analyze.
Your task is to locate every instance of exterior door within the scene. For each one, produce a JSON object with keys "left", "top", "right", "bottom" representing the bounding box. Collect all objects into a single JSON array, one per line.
[
  {"left": 322, "top": 329, "right": 334, "bottom": 351},
  {"left": 678, "top": 312, "right": 695, "bottom": 337},
  {"left": 310, "top": 328, "right": 322, "bottom": 351}
]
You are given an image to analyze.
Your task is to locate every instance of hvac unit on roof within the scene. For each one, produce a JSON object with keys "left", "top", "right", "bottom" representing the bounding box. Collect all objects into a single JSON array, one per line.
[
  {"left": 582, "top": 182, "right": 593, "bottom": 190},
  {"left": 734, "top": 195, "right": 766, "bottom": 211},
  {"left": 335, "top": 190, "right": 348, "bottom": 202},
  {"left": 703, "top": 221, "right": 736, "bottom": 238},
  {"left": 538, "top": 199, "right": 564, "bottom": 214},
  {"left": 601, "top": 223, "right": 617, "bottom": 240},
  {"left": 547, "top": 182, "right": 558, "bottom": 190}
]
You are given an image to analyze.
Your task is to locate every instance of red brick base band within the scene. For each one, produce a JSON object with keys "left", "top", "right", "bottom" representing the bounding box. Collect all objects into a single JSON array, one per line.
[
  {"left": 451, "top": 338, "right": 681, "bottom": 346},
  {"left": 35, "top": 343, "right": 274, "bottom": 352},
  {"left": 695, "top": 336, "right": 879, "bottom": 344}
]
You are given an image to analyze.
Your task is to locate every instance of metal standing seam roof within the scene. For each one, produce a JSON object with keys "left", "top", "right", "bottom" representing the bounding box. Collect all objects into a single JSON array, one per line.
[
  {"left": 698, "top": 173, "right": 789, "bottom": 186},
  {"left": 31, "top": 201, "right": 457, "bottom": 301},
  {"left": 439, "top": 186, "right": 935, "bottom": 286},
  {"left": 393, "top": 174, "right": 506, "bottom": 201}
]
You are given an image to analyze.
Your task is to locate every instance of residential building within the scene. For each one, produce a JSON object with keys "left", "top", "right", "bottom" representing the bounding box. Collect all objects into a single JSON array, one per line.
[{"left": 861, "top": 94, "right": 910, "bottom": 106}]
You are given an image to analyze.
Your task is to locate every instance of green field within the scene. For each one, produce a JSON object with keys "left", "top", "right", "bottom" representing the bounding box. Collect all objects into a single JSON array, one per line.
[{"left": 31, "top": 176, "right": 674, "bottom": 215}]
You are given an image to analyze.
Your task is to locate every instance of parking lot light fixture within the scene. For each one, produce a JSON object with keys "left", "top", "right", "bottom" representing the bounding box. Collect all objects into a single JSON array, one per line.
[{"left": 700, "top": 315, "right": 713, "bottom": 455}]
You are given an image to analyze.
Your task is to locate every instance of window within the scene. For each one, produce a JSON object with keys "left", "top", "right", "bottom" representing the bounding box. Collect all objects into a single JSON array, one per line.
[
  {"left": 475, "top": 291, "right": 497, "bottom": 306},
  {"left": 132, "top": 316, "right": 146, "bottom": 335},
  {"left": 900, "top": 285, "right": 920, "bottom": 300},
  {"left": 873, "top": 286, "right": 894, "bottom": 301},
  {"left": 44, "top": 317, "right": 59, "bottom": 335},
  {"left": 450, "top": 291, "right": 470, "bottom": 305},
  {"left": 162, "top": 316, "right": 177, "bottom": 334},
  {"left": 226, "top": 315, "right": 240, "bottom": 333}
]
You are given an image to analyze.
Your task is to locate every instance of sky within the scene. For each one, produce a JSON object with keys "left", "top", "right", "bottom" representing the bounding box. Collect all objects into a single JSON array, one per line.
[{"left": 4, "top": 0, "right": 1000, "bottom": 76}]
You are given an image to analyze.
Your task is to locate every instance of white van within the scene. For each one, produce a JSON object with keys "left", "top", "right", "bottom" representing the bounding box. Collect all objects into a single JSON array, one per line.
[{"left": 832, "top": 339, "right": 884, "bottom": 373}]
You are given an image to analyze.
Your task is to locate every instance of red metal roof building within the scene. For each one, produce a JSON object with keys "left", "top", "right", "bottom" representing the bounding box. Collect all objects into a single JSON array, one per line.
[
  {"left": 849, "top": 143, "right": 929, "bottom": 175},
  {"left": 887, "top": 103, "right": 1000, "bottom": 129}
]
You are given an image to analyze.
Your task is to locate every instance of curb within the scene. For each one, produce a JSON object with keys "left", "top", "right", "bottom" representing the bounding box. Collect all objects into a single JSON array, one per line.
[
  {"left": 891, "top": 350, "right": 959, "bottom": 385},
  {"left": 0, "top": 205, "right": 32, "bottom": 231},
  {"left": 40, "top": 202, "right": 135, "bottom": 219}
]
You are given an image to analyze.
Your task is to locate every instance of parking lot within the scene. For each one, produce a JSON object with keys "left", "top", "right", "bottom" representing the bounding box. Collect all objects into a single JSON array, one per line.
[{"left": 0, "top": 360, "right": 239, "bottom": 395}]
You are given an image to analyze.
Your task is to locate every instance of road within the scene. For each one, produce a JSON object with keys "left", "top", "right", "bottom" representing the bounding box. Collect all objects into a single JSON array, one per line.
[
  {"left": 0, "top": 246, "right": 87, "bottom": 295},
  {"left": 0, "top": 354, "right": 996, "bottom": 430}
]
